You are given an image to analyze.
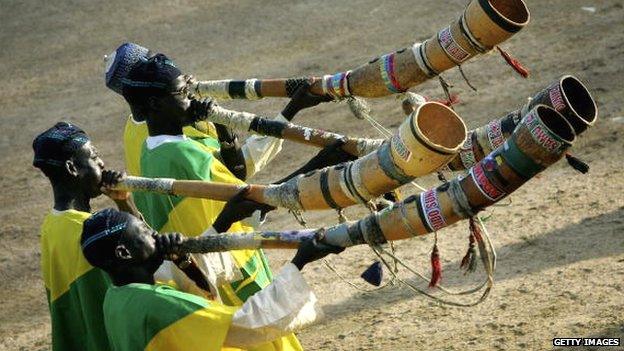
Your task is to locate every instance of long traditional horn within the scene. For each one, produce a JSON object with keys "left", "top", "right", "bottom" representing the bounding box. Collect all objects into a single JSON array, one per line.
[
  {"left": 447, "top": 75, "right": 597, "bottom": 171},
  {"left": 204, "top": 104, "right": 383, "bottom": 157},
  {"left": 173, "top": 230, "right": 320, "bottom": 253},
  {"left": 192, "top": 0, "right": 530, "bottom": 99},
  {"left": 321, "top": 105, "right": 577, "bottom": 247},
  {"left": 116, "top": 102, "right": 466, "bottom": 210}
]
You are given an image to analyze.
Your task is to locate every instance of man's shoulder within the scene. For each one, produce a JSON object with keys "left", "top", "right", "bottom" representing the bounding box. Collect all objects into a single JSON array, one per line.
[
  {"left": 107, "top": 283, "right": 209, "bottom": 312},
  {"left": 147, "top": 139, "right": 215, "bottom": 170},
  {"left": 41, "top": 210, "right": 90, "bottom": 235}
]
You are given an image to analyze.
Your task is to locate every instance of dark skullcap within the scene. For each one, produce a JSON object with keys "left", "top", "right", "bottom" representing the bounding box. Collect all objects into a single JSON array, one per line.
[
  {"left": 81, "top": 208, "right": 129, "bottom": 269},
  {"left": 105, "top": 42, "right": 150, "bottom": 95},
  {"left": 32, "top": 122, "right": 90, "bottom": 169},
  {"left": 121, "top": 53, "right": 182, "bottom": 106}
]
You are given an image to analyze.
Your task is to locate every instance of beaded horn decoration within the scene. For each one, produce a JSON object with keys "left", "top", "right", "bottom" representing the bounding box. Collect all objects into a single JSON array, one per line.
[{"left": 189, "top": 0, "right": 530, "bottom": 100}]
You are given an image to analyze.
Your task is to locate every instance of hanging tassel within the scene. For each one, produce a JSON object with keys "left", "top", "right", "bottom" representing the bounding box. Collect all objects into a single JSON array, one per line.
[
  {"left": 346, "top": 96, "right": 371, "bottom": 120},
  {"left": 467, "top": 217, "right": 487, "bottom": 273},
  {"left": 460, "top": 232, "right": 478, "bottom": 274},
  {"left": 469, "top": 217, "right": 484, "bottom": 243},
  {"left": 361, "top": 261, "right": 384, "bottom": 286},
  {"left": 565, "top": 152, "right": 589, "bottom": 174},
  {"left": 429, "top": 242, "right": 442, "bottom": 288},
  {"left": 496, "top": 46, "right": 530, "bottom": 78}
]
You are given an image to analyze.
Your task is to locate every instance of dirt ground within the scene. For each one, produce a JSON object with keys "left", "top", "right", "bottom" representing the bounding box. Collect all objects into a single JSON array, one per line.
[{"left": 0, "top": 0, "right": 622, "bottom": 350}]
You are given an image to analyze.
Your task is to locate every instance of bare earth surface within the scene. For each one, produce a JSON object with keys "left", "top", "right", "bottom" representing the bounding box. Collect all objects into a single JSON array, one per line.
[{"left": 0, "top": 0, "right": 622, "bottom": 350}]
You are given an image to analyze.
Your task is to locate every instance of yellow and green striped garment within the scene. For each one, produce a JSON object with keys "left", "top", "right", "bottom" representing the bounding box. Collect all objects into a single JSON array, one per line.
[
  {"left": 103, "top": 283, "right": 236, "bottom": 351},
  {"left": 123, "top": 115, "right": 218, "bottom": 176},
  {"left": 40, "top": 209, "right": 113, "bottom": 351},
  {"left": 132, "top": 137, "right": 302, "bottom": 351}
]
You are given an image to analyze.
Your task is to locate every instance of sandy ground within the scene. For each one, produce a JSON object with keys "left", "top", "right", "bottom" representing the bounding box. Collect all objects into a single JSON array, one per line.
[{"left": 0, "top": 0, "right": 623, "bottom": 350}]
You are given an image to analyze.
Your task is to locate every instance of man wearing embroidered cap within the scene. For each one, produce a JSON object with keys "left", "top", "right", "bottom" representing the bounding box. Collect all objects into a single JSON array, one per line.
[
  {"left": 33, "top": 122, "right": 140, "bottom": 351},
  {"left": 104, "top": 42, "right": 324, "bottom": 180},
  {"left": 80, "top": 207, "right": 342, "bottom": 351}
]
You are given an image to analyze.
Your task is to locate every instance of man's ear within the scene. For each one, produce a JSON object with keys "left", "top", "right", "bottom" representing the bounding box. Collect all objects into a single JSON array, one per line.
[
  {"left": 115, "top": 244, "right": 133, "bottom": 260},
  {"left": 65, "top": 159, "right": 79, "bottom": 177}
]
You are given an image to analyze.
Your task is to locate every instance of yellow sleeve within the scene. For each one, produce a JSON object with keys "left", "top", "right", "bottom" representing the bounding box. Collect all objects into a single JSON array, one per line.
[
  {"left": 123, "top": 115, "right": 149, "bottom": 176},
  {"left": 145, "top": 304, "right": 237, "bottom": 351}
]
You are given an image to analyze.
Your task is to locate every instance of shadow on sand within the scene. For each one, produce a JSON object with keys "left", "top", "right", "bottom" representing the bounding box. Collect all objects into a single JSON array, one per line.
[{"left": 322, "top": 206, "right": 624, "bottom": 319}]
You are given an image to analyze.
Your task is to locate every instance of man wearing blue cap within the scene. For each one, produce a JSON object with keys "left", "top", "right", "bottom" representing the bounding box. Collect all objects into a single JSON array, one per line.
[
  {"left": 80, "top": 207, "right": 342, "bottom": 350},
  {"left": 33, "top": 122, "right": 139, "bottom": 351},
  {"left": 104, "top": 42, "right": 320, "bottom": 180}
]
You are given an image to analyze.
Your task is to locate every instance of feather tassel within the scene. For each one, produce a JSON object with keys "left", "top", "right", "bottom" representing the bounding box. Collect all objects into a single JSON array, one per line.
[
  {"left": 565, "top": 152, "right": 589, "bottom": 174},
  {"left": 429, "top": 243, "right": 442, "bottom": 288},
  {"left": 460, "top": 231, "right": 478, "bottom": 274},
  {"left": 497, "top": 46, "right": 530, "bottom": 78}
]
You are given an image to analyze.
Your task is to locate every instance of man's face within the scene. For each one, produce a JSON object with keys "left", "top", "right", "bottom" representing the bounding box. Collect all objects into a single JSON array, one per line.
[
  {"left": 71, "top": 141, "right": 105, "bottom": 198},
  {"left": 120, "top": 215, "right": 158, "bottom": 260},
  {"left": 154, "top": 74, "right": 195, "bottom": 127},
  {"left": 118, "top": 215, "right": 163, "bottom": 272}
]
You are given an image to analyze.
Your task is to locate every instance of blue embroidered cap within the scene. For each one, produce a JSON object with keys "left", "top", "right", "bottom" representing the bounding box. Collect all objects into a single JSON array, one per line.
[
  {"left": 105, "top": 42, "right": 150, "bottom": 95},
  {"left": 33, "top": 122, "right": 90, "bottom": 169}
]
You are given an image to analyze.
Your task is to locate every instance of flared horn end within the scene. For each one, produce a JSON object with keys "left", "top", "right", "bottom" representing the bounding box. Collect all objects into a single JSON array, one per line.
[
  {"left": 412, "top": 102, "right": 468, "bottom": 155},
  {"left": 464, "top": 0, "right": 530, "bottom": 50},
  {"left": 559, "top": 75, "right": 598, "bottom": 134},
  {"left": 484, "top": 0, "right": 530, "bottom": 31},
  {"left": 514, "top": 105, "right": 576, "bottom": 165},
  {"left": 533, "top": 105, "right": 576, "bottom": 147}
]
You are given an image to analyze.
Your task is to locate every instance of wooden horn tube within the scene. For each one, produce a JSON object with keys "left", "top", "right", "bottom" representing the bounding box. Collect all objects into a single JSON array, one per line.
[
  {"left": 334, "top": 0, "right": 529, "bottom": 97},
  {"left": 251, "top": 116, "right": 383, "bottom": 156},
  {"left": 173, "top": 229, "right": 320, "bottom": 253},
  {"left": 192, "top": 0, "right": 529, "bottom": 99},
  {"left": 116, "top": 176, "right": 269, "bottom": 203},
  {"left": 447, "top": 75, "right": 597, "bottom": 171},
  {"left": 263, "top": 102, "right": 467, "bottom": 211},
  {"left": 193, "top": 77, "right": 322, "bottom": 100},
  {"left": 322, "top": 105, "right": 576, "bottom": 247}
]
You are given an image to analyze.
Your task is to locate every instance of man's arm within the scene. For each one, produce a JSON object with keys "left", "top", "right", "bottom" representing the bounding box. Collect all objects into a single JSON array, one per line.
[
  {"left": 240, "top": 82, "right": 332, "bottom": 179},
  {"left": 215, "top": 124, "right": 248, "bottom": 180},
  {"left": 224, "top": 236, "right": 343, "bottom": 348}
]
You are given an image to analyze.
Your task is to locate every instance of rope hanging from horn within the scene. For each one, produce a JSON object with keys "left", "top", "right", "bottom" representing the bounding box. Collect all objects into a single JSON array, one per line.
[{"left": 312, "top": 95, "right": 497, "bottom": 305}]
